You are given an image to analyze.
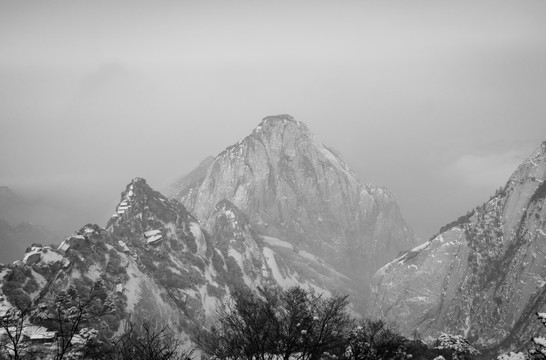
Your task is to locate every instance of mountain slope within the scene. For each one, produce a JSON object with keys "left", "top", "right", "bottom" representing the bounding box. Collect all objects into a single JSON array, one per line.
[
  {"left": 1, "top": 177, "right": 367, "bottom": 353},
  {"left": 168, "top": 115, "right": 416, "bottom": 281},
  {"left": 369, "top": 141, "right": 546, "bottom": 352}
]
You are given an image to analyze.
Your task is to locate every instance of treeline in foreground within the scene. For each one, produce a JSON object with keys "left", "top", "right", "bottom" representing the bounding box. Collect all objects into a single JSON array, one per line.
[
  {"left": 3, "top": 285, "right": 544, "bottom": 360},
  {"left": 195, "top": 286, "right": 478, "bottom": 360}
]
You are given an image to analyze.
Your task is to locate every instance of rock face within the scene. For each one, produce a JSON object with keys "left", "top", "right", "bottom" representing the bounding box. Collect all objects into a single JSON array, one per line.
[
  {"left": 168, "top": 115, "right": 416, "bottom": 282},
  {"left": 369, "top": 142, "right": 546, "bottom": 352}
]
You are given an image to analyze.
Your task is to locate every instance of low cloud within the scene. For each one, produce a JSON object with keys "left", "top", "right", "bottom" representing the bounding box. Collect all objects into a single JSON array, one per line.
[{"left": 447, "top": 150, "right": 526, "bottom": 189}]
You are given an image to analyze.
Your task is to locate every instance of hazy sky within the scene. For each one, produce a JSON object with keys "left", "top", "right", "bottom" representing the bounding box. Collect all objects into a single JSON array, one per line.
[{"left": 1, "top": 1, "right": 546, "bottom": 240}]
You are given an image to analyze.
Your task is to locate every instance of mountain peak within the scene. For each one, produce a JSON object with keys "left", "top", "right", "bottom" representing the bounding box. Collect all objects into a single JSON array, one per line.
[
  {"left": 259, "top": 114, "right": 303, "bottom": 127},
  {"left": 130, "top": 176, "right": 148, "bottom": 189},
  {"left": 252, "top": 114, "right": 309, "bottom": 136},
  {"left": 107, "top": 177, "right": 194, "bottom": 230},
  {"left": 263, "top": 113, "right": 296, "bottom": 122},
  {"left": 125, "top": 177, "right": 168, "bottom": 201},
  {"left": 170, "top": 115, "right": 417, "bottom": 281},
  {"left": 218, "top": 114, "right": 312, "bottom": 159}
]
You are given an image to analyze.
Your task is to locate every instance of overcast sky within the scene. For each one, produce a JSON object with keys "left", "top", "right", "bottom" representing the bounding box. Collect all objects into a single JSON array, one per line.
[{"left": 1, "top": 0, "right": 546, "bottom": 240}]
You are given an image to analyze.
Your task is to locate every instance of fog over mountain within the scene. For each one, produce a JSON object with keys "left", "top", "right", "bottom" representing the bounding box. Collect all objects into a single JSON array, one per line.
[
  {"left": 1, "top": 1, "right": 546, "bottom": 242},
  {"left": 2, "top": 3, "right": 546, "bottom": 359}
]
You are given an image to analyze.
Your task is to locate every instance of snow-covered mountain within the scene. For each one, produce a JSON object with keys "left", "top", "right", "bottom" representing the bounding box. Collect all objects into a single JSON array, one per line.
[
  {"left": 369, "top": 141, "right": 546, "bottom": 353},
  {"left": 0, "top": 177, "right": 367, "bottom": 350},
  {"left": 167, "top": 114, "right": 417, "bottom": 282},
  {"left": 0, "top": 115, "right": 417, "bottom": 354}
]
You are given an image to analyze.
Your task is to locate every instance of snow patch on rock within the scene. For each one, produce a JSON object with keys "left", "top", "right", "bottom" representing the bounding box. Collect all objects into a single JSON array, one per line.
[
  {"left": 263, "top": 236, "right": 294, "bottom": 250},
  {"left": 190, "top": 222, "right": 207, "bottom": 256}
]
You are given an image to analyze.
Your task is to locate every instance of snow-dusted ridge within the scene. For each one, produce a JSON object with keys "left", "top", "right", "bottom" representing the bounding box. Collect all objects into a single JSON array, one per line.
[{"left": 369, "top": 141, "right": 546, "bottom": 352}]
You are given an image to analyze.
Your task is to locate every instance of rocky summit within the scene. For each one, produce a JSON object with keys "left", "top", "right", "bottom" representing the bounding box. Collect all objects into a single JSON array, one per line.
[
  {"left": 168, "top": 114, "right": 417, "bottom": 283},
  {"left": 369, "top": 141, "right": 546, "bottom": 353}
]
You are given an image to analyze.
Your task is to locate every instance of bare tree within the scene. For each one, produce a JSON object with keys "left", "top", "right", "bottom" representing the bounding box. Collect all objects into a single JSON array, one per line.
[
  {"left": 199, "top": 288, "right": 279, "bottom": 360},
  {"left": 0, "top": 303, "right": 31, "bottom": 360},
  {"left": 27, "top": 280, "right": 106, "bottom": 360},
  {"left": 50, "top": 284, "right": 103, "bottom": 360},
  {"left": 343, "top": 319, "right": 406, "bottom": 360},
  {"left": 198, "top": 286, "right": 352, "bottom": 360},
  {"left": 102, "top": 321, "right": 193, "bottom": 360},
  {"left": 276, "top": 287, "right": 314, "bottom": 360},
  {"left": 300, "top": 292, "right": 352, "bottom": 360}
]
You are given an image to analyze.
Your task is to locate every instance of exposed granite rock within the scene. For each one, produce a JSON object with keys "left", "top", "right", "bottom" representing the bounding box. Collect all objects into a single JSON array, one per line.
[
  {"left": 170, "top": 115, "right": 416, "bottom": 282},
  {"left": 369, "top": 141, "right": 546, "bottom": 353}
]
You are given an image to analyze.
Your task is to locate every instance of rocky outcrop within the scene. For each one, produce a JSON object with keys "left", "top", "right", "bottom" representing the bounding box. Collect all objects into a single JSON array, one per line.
[
  {"left": 369, "top": 142, "right": 546, "bottom": 352},
  {"left": 170, "top": 115, "right": 416, "bottom": 281}
]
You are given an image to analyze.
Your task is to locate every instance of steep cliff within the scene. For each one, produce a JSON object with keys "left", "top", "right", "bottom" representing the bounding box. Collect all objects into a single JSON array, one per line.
[
  {"left": 369, "top": 142, "right": 546, "bottom": 352},
  {"left": 168, "top": 115, "right": 416, "bottom": 281}
]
